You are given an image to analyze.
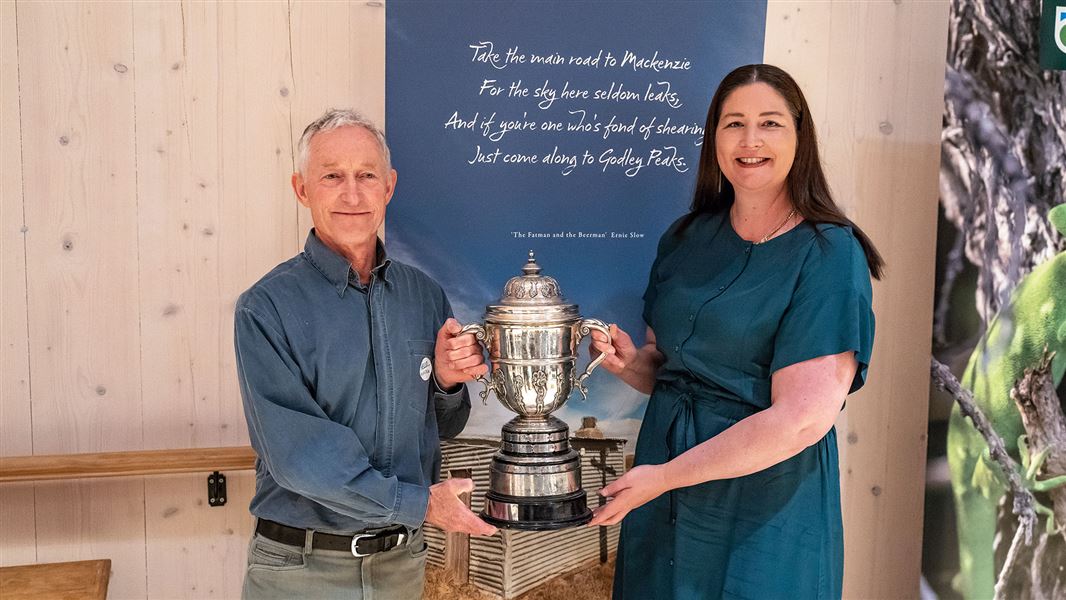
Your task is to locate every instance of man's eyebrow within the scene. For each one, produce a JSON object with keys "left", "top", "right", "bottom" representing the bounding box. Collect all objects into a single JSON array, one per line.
[{"left": 317, "top": 161, "right": 379, "bottom": 169}]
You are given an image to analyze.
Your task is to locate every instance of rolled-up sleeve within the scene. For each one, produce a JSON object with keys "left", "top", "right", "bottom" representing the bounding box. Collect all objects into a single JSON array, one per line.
[{"left": 235, "top": 305, "right": 429, "bottom": 529}]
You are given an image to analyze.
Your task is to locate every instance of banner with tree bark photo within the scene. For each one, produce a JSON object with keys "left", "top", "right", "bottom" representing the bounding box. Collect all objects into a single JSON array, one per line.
[{"left": 926, "top": 1, "right": 1066, "bottom": 598}]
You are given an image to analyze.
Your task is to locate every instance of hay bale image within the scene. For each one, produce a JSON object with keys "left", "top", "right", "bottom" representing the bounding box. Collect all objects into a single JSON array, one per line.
[{"left": 423, "top": 435, "right": 626, "bottom": 599}]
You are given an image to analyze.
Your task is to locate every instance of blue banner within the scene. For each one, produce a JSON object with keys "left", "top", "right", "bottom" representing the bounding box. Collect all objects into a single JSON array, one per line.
[{"left": 386, "top": 1, "right": 767, "bottom": 442}]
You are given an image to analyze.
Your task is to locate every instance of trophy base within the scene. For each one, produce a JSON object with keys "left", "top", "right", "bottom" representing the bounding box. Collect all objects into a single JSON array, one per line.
[
  {"left": 481, "top": 490, "right": 592, "bottom": 530},
  {"left": 481, "top": 415, "right": 592, "bottom": 530}
]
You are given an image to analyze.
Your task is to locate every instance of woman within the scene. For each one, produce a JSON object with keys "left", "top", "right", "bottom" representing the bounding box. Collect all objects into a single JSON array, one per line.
[{"left": 587, "top": 64, "right": 883, "bottom": 600}]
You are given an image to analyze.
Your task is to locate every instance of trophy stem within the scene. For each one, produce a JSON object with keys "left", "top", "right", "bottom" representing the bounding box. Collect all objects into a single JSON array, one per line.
[{"left": 481, "top": 415, "right": 592, "bottom": 530}]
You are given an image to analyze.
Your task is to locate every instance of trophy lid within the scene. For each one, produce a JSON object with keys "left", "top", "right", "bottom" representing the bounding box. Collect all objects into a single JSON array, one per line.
[{"left": 485, "top": 251, "right": 579, "bottom": 323}]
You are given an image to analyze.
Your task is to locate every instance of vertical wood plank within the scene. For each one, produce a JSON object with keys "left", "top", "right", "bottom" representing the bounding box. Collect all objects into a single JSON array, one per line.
[
  {"left": 762, "top": 1, "right": 833, "bottom": 128},
  {"left": 18, "top": 0, "right": 143, "bottom": 454},
  {"left": 16, "top": 2, "right": 146, "bottom": 595},
  {"left": 288, "top": 1, "right": 386, "bottom": 238},
  {"left": 133, "top": 1, "right": 222, "bottom": 453},
  {"left": 33, "top": 479, "right": 146, "bottom": 599},
  {"left": 0, "top": 0, "right": 38, "bottom": 567},
  {"left": 216, "top": 0, "right": 299, "bottom": 449},
  {"left": 445, "top": 468, "right": 473, "bottom": 583},
  {"left": 766, "top": 1, "right": 949, "bottom": 597},
  {"left": 143, "top": 472, "right": 255, "bottom": 599},
  {"left": 834, "top": 4, "right": 947, "bottom": 598},
  {"left": 129, "top": 3, "right": 253, "bottom": 598}
]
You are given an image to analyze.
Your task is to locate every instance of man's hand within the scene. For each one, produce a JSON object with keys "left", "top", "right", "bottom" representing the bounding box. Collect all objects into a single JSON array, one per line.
[
  {"left": 425, "top": 478, "right": 498, "bottom": 536},
  {"left": 434, "top": 318, "right": 488, "bottom": 390}
]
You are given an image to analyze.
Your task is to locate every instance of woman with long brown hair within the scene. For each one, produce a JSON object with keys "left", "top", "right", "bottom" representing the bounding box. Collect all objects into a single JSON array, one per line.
[{"left": 588, "top": 64, "right": 882, "bottom": 599}]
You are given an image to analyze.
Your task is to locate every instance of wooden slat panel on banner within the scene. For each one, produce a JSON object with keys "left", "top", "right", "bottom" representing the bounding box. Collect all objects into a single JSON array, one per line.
[
  {"left": 0, "top": 0, "right": 38, "bottom": 568},
  {"left": 16, "top": 3, "right": 147, "bottom": 596},
  {"left": 765, "top": 1, "right": 948, "bottom": 598}
]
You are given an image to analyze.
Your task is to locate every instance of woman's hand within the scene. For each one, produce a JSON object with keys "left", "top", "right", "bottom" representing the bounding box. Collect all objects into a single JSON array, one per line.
[
  {"left": 587, "top": 464, "right": 671, "bottom": 526},
  {"left": 589, "top": 325, "right": 663, "bottom": 395},
  {"left": 590, "top": 323, "right": 637, "bottom": 375}
]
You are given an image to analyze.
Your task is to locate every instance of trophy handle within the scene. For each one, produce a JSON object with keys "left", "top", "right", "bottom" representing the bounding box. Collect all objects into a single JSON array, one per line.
[
  {"left": 574, "top": 318, "right": 612, "bottom": 398},
  {"left": 459, "top": 323, "right": 493, "bottom": 404}
]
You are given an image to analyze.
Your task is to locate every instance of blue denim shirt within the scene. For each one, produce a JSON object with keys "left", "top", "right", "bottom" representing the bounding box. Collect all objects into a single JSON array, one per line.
[{"left": 235, "top": 230, "right": 471, "bottom": 534}]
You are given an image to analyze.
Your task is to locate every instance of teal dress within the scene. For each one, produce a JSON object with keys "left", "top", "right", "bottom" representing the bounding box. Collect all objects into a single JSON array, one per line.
[{"left": 613, "top": 210, "right": 875, "bottom": 600}]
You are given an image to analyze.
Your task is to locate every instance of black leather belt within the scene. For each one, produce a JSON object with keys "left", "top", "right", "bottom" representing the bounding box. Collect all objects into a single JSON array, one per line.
[{"left": 255, "top": 519, "right": 410, "bottom": 557}]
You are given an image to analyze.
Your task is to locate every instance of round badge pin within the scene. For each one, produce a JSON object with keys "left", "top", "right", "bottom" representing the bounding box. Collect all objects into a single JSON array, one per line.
[{"left": 419, "top": 357, "right": 432, "bottom": 381}]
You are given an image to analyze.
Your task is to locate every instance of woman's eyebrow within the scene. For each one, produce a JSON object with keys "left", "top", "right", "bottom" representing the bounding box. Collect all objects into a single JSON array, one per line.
[{"left": 720, "top": 110, "right": 787, "bottom": 119}]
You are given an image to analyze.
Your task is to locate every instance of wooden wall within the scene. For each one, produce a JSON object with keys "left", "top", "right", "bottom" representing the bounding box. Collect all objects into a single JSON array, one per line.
[
  {"left": 1, "top": 1, "right": 946, "bottom": 598},
  {"left": 1, "top": 2, "right": 384, "bottom": 597},
  {"left": 764, "top": 1, "right": 949, "bottom": 598}
]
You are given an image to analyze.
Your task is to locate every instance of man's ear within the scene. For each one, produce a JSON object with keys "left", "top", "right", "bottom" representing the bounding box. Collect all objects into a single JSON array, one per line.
[
  {"left": 384, "top": 169, "right": 397, "bottom": 206},
  {"left": 292, "top": 172, "right": 310, "bottom": 208}
]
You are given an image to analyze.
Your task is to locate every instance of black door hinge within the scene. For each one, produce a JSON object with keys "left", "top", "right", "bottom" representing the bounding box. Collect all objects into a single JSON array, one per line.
[{"left": 208, "top": 471, "right": 227, "bottom": 507}]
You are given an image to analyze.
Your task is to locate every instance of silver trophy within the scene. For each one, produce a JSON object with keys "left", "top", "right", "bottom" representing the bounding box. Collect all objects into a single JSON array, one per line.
[{"left": 461, "top": 251, "right": 611, "bottom": 530}]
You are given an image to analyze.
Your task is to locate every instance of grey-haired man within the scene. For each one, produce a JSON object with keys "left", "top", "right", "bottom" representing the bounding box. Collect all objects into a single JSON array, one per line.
[{"left": 236, "top": 109, "right": 496, "bottom": 599}]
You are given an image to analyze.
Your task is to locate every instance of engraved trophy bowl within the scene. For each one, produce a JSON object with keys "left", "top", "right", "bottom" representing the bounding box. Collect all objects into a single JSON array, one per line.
[{"left": 460, "top": 251, "right": 611, "bottom": 530}]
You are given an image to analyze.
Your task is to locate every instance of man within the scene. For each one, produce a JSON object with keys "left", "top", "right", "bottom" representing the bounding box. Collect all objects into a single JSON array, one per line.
[{"left": 235, "top": 109, "right": 496, "bottom": 599}]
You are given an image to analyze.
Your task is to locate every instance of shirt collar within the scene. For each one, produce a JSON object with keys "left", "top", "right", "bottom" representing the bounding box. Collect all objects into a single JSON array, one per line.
[{"left": 303, "top": 229, "right": 391, "bottom": 296}]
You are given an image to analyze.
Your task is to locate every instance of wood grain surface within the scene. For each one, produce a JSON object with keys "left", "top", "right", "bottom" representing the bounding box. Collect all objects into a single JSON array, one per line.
[
  {"left": 0, "top": 559, "right": 111, "bottom": 600},
  {"left": 0, "top": 446, "right": 255, "bottom": 483}
]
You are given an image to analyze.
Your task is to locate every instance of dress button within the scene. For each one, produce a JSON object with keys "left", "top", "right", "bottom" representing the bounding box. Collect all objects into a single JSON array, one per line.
[
  {"left": 688, "top": 314, "right": 694, "bottom": 321},
  {"left": 673, "top": 345, "right": 680, "bottom": 352},
  {"left": 669, "top": 559, "right": 675, "bottom": 566},
  {"left": 717, "top": 286, "right": 725, "bottom": 292}
]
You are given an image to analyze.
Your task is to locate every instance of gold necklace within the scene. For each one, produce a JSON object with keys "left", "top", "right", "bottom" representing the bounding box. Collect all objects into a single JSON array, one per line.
[{"left": 756, "top": 208, "right": 796, "bottom": 244}]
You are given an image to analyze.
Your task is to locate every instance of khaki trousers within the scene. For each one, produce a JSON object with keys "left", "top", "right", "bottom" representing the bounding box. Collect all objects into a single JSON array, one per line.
[{"left": 242, "top": 527, "right": 427, "bottom": 600}]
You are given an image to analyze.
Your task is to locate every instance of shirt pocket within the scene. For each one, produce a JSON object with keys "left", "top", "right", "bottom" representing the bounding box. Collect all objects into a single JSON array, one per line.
[{"left": 407, "top": 339, "right": 435, "bottom": 414}]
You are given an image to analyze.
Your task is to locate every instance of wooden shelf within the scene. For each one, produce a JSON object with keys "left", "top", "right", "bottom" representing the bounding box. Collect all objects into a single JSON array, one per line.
[
  {"left": 0, "top": 559, "right": 111, "bottom": 599},
  {"left": 0, "top": 446, "right": 256, "bottom": 483}
]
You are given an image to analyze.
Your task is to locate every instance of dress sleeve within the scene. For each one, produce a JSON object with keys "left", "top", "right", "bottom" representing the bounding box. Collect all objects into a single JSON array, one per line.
[{"left": 770, "top": 228, "right": 875, "bottom": 394}]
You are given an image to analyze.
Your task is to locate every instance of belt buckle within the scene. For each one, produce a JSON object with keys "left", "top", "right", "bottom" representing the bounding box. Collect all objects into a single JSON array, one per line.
[
  {"left": 350, "top": 533, "right": 373, "bottom": 557},
  {"left": 350, "top": 530, "right": 406, "bottom": 557}
]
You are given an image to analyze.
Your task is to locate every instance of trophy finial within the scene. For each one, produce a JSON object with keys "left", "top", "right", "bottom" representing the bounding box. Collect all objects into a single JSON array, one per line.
[{"left": 522, "top": 250, "right": 541, "bottom": 275}]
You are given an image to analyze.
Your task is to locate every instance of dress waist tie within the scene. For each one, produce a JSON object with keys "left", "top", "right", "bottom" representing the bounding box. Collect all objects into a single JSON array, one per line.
[
  {"left": 660, "top": 385, "right": 760, "bottom": 524},
  {"left": 664, "top": 391, "right": 698, "bottom": 525}
]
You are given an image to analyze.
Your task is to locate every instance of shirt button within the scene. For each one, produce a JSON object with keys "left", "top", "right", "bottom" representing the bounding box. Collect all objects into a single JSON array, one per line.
[
  {"left": 688, "top": 314, "right": 694, "bottom": 321},
  {"left": 669, "top": 559, "right": 675, "bottom": 566},
  {"left": 745, "top": 247, "right": 751, "bottom": 253},
  {"left": 717, "top": 286, "right": 725, "bottom": 292},
  {"left": 673, "top": 345, "right": 680, "bottom": 352}
]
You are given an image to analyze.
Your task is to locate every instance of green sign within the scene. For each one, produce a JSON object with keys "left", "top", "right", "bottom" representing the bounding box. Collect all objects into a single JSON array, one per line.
[{"left": 1041, "top": 0, "right": 1066, "bottom": 69}]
